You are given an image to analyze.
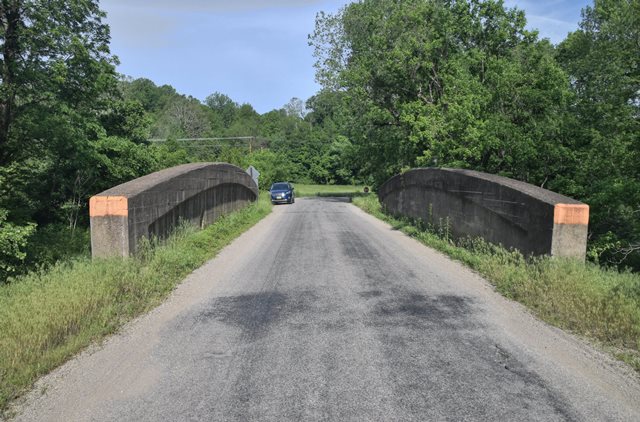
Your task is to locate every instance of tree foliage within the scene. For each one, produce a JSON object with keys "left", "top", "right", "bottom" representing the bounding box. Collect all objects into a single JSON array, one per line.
[
  {"left": 2, "top": 0, "right": 639, "bottom": 279},
  {"left": 0, "top": 208, "right": 35, "bottom": 281},
  {"left": 310, "top": 0, "right": 570, "bottom": 185},
  {"left": 556, "top": 0, "right": 640, "bottom": 268},
  {"left": 310, "top": 0, "right": 640, "bottom": 269},
  {"left": 0, "top": 0, "right": 116, "bottom": 164},
  {"left": 0, "top": 1, "right": 161, "bottom": 281}
]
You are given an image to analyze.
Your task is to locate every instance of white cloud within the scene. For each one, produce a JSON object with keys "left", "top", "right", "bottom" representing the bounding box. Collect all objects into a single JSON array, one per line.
[
  {"left": 103, "top": 0, "right": 326, "bottom": 48},
  {"left": 526, "top": 15, "right": 577, "bottom": 43},
  {"left": 103, "top": 0, "right": 324, "bottom": 13},
  {"left": 105, "top": 7, "right": 178, "bottom": 48},
  {"left": 504, "top": 0, "right": 587, "bottom": 43}
]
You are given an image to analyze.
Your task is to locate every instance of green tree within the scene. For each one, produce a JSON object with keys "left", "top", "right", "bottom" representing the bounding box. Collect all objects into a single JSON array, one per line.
[
  {"left": 120, "top": 77, "right": 177, "bottom": 113},
  {"left": 226, "top": 103, "right": 260, "bottom": 136},
  {"left": 310, "top": 0, "right": 640, "bottom": 269},
  {"left": 0, "top": 0, "right": 118, "bottom": 223},
  {"left": 247, "top": 149, "right": 299, "bottom": 189},
  {"left": 100, "top": 100, "right": 151, "bottom": 144},
  {"left": 310, "top": 0, "right": 571, "bottom": 187},
  {"left": 0, "top": 0, "right": 117, "bottom": 166},
  {"left": 205, "top": 92, "right": 238, "bottom": 128},
  {"left": 0, "top": 1, "right": 174, "bottom": 280},
  {"left": 556, "top": 0, "right": 640, "bottom": 268},
  {"left": 0, "top": 208, "right": 35, "bottom": 282}
]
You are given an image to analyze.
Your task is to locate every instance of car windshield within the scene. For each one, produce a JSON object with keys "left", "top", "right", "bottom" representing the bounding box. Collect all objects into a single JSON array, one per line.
[{"left": 271, "top": 183, "right": 289, "bottom": 191}]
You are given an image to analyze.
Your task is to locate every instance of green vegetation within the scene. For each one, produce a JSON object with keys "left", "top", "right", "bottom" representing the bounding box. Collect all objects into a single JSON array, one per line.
[
  {"left": 311, "top": 0, "right": 640, "bottom": 270},
  {"left": 3, "top": 0, "right": 637, "bottom": 279},
  {"left": 0, "top": 0, "right": 639, "bottom": 403},
  {"left": 294, "top": 183, "right": 366, "bottom": 197},
  {"left": 353, "top": 194, "right": 640, "bottom": 370},
  {"left": 0, "top": 1, "right": 361, "bottom": 285},
  {"left": 0, "top": 195, "right": 272, "bottom": 412}
]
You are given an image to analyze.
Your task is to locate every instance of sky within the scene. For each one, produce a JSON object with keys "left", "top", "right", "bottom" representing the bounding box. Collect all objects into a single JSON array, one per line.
[{"left": 101, "top": 0, "right": 592, "bottom": 114}]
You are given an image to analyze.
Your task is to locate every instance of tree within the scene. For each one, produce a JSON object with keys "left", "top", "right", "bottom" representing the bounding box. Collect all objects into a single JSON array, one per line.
[
  {"left": 284, "top": 97, "right": 307, "bottom": 119},
  {"left": 100, "top": 100, "right": 151, "bottom": 144},
  {"left": 120, "top": 77, "right": 176, "bottom": 113},
  {"left": 0, "top": 208, "right": 35, "bottom": 282},
  {"left": 226, "top": 103, "right": 260, "bottom": 136},
  {"left": 556, "top": 0, "right": 640, "bottom": 268},
  {"left": 247, "top": 149, "right": 299, "bottom": 189},
  {"left": 161, "top": 96, "right": 211, "bottom": 138},
  {"left": 0, "top": 0, "right": 117, "bottom": 166},
  {"left": 310, "top": 0, "right": 571, "bottom": 187},
  {"left": 0, "top": 0, "right": 118, "bottom": 226},
  {"left": 205, "top": 92, "right": 238, "bottom": 128}
]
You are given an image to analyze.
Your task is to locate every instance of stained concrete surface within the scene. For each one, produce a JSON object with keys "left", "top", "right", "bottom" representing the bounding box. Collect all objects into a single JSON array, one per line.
[
  {"left": 379, "top": 168, "right": 588, "bottom": 259},
  {"left": 90, "top": 163, "right": 258, "bottom": 257},
  {"left": 12, "top": 197, "right": 640, "bottom": 421}
]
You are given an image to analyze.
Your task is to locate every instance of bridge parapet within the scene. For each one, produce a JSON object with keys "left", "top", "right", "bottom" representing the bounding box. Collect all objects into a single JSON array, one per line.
[
  {"left": 90, "top": 163, "right": 258, "bottom": 258},
  {"left": 379, "top": 168, "right": 588, "bottom": 259}
]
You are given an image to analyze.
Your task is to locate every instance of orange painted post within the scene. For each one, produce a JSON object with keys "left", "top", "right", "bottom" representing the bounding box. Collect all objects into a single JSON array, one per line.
[
  {"left": 89, "top": 196, "right": 128, "bottom": 217},
  {"left": 553, "top": 204, "right": 589, "bottom": 226}
]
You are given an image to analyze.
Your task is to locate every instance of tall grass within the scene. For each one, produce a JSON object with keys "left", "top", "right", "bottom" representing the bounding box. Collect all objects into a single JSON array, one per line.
[
  {"left": 0, "top": 195, "right": 272, "bottom": 412},
  {"left": 293, "top": 183, "right": 367, "bottom": 197},
  {"left": 353, "top": 194, "right": 640, "bottom": 370}
]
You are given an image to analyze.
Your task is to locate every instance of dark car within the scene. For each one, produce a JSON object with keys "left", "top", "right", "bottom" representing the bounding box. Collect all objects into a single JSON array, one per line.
[{"left": 270, "top": 182, "right": 295, "bottom": 204}]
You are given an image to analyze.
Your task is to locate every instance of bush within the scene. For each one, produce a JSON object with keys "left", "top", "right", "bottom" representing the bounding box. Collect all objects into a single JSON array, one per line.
[
  {"left": 23, "top": 224, "right": 90, "bottom": 271},
  {"left": 0, "top": 209, "right": 36, "bottom": 283}
]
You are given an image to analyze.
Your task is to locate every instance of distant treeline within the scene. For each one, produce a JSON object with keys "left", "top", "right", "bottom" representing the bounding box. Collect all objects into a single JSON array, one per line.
[{"left": 0, "top": 0, "right": 638, "bottom": 280}]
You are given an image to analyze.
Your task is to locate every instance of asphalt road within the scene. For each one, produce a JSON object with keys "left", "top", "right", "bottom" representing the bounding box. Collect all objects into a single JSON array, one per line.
[{"left": 12, "top": 197, "right": 640, "bottom": 421}]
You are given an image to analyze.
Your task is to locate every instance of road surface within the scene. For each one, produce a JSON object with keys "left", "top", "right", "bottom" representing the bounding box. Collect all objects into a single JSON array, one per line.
[{"left": 12, "top": 197, "right": 640, "bottom": 421}]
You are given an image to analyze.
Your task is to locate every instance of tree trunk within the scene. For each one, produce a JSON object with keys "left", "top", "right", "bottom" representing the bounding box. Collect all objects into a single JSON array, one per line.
[{"left": 0, "top": 0, "right": 22, "bottom": 165}]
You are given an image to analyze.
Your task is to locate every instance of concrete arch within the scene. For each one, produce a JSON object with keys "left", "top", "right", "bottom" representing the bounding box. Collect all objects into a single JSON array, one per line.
[
  {"left": 378, "top": 168, "right": 588, "bottom": 259},
  {"left": 90, "top": 163, "right": 258, "bottom": 258}
]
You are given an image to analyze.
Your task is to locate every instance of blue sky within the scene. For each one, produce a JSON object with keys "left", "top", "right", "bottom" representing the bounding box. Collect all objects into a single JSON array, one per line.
[{"left": 101, "top": 0, "right": 591, "bottom": 114}]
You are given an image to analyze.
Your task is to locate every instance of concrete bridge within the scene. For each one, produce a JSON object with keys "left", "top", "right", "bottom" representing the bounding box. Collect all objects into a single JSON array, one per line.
[
  {"left": 378, "top": 168, "right": 589, "bottom": 259},
  {"left": 19, "top": 166, "right": 639, "bottom": 422},
  {"left": 90, "top": 163, "right": 258, "bottom": 258},
  {"left": 90, "top": 164, "right": 588, "bottom": 260}
]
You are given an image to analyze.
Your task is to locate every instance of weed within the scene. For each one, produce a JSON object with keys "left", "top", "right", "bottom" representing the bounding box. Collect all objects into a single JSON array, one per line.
[{"left": 293, "top": 183, "right": 366, "bottom": 197}]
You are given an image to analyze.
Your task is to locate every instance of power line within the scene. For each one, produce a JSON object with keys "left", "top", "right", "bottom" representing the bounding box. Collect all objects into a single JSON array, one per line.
[
  {"left": 148, "top": 136, "right": 270, "bottom": 143},
  {"left": 148, "top": 136, "right": 270, "bottom": 153}
]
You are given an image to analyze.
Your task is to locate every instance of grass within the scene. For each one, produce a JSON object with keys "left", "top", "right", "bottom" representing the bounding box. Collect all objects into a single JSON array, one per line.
[
  {"left": 293, "top": 183, "right": 368, "bottom": 197},
  {"left": 0, "top": 194, "right": 272, "bottom": 413},
  {"left": 353, "top": 194, "right": 640, "bottom": 371}
]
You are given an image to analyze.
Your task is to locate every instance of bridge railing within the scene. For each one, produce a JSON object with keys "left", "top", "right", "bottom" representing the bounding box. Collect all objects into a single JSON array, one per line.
[
  {"left": 89, "top": 163, "right": 258, "bottom": 258},
  {"left": 378, "top": 168, "right": 589, "bottom": 259}
]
